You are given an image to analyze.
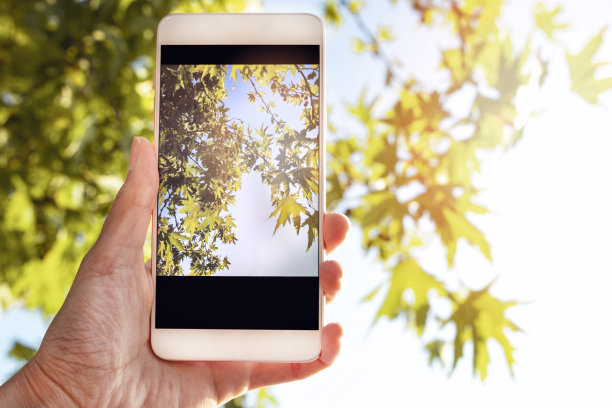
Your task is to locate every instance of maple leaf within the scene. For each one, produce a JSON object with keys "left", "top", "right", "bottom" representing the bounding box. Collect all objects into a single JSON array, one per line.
[
  {"left": 375, "top": 259, "right": 445, "bottom": 327},
  {"left": 269, "top": 197, "right": 306, "bottom": 234},
  {"left": 534, "top": 2, "right": 570, "bottom": 40},
  {"left": 446, "top": 283, "right": 520, "bottom": 381},
  {"left": 425, "top": 340, "right": 445, "bottom": 366},
  {"left": 567, "top": 28, "right": 612, "bottom": 104},
  {"left": 301, "top": 211, "right": 319, "bottom": 250},
  {"left": 168, "top": 233, "right": 185, "bottom": 252}
]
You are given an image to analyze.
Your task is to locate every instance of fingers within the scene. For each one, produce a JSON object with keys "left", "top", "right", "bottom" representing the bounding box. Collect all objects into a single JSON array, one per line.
[
  {"left": 95, "top": 138, "right": 158, "bottom": 254},
  {"left": 323, "top": 213, "right": 350, "bottom": 254},
  {"left": 321, "top": 213, "right": 348, "bottom": 302},
  {"left": 321, "top": 260, "right": 342, "bottom": 302},
  {"left": 247, "top": 323, "right": 343, "bottom": 389}
]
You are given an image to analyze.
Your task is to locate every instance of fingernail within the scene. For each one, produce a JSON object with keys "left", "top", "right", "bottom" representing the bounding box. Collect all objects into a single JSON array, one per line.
[{"left": 129, "top": 137, "right": 143, "bottom": 171}]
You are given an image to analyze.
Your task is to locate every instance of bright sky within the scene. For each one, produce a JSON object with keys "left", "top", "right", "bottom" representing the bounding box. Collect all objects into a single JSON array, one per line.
[{"left": 2, "top": 0, "right": 612, "bottom": 406}]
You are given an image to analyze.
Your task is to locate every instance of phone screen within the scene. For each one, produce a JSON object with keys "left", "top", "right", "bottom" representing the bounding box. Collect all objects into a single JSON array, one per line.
[{"left": 155, "top": 45, "right": 320, "bottom": 330}]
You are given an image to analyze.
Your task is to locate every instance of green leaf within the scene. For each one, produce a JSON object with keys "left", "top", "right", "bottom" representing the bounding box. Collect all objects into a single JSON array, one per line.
[
  {"left": 447, "top": 284, "right": 520, "bottom": 380},
  {"left": 324, "top": 0, "right": 342, "bottom": 25},
  {"left": 171, "top": 232, "right": 189, "bottom": 241},
  {"left": 169, "top": 234, "right": 185, "bottom": 252},
  {"left": 301, "top": 210, "right": 319, "bottom": 250},
  {"left": 425, "top": 340, "right": 445, "bottom": 365},
  {"left": 442, "top": 208, "right": 491, "bottom": 264},
  {"left": 376, "top": 259, "right": 444, "bottom": 322},
  {"left": 230, "top": 65, "right": 239, "bottom": 82},
  {"left": 8, "top": 341, "right": 36, "bottom": 361},
  {"left": 269, "top": 198, "right": 306, "bottom": 234},
  {"left": 567, "top": 28, "right": 612, "bottom": 104}
]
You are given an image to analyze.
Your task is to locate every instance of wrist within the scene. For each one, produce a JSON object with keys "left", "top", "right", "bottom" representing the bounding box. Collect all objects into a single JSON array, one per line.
[{"left": 0, "top": 355, "right": 77, "bottom": 407}]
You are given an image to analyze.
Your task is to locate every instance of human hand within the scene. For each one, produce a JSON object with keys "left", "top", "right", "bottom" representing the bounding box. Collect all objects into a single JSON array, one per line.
[{"left": 0, "top": 137, "right": 349, "bottom": 407}]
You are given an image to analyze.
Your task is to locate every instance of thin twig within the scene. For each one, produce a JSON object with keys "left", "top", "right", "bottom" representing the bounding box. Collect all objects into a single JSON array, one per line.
[
  {"left": 248, "top": 77, "right": 283, "bottom": 127},
  {"left": 339, "top": 0, "right": 405, "bottom": 85}
]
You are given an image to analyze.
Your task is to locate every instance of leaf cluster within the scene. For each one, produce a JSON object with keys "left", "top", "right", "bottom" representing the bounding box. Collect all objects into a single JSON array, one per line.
[
  {"left": 326, "top": 0, "right": 612, "bottom": 380},
  {"left": 0, "top": 0, "right": 201, "bottom": 314},
  {"left": 0, "top": 0, "right": 258, "bottom": 305}
]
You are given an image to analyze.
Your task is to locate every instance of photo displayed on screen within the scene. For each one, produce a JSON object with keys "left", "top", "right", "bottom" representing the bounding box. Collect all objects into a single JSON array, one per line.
[{"left": 157, "top": 62, "right": 320, "bottom": 278}]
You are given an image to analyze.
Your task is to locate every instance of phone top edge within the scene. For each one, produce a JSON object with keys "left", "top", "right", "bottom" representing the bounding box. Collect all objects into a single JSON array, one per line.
[{"left": 157, "top": 13, "right": 324, "bottom": 45}]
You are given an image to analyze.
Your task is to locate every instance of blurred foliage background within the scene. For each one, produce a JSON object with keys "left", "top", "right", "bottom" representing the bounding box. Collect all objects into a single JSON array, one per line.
[{"left": 1, "top": 0, "right": 611, "bottom": 406}]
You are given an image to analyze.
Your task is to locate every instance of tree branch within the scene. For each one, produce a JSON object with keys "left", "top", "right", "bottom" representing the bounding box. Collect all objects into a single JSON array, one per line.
[
  {"left": 295, "top": 65, "right": 319, "bottom": 130},
  {"left": 338, "top": 0, "right": 405, "bottom": 86},
  {"left": 248, "top": 77, "right": 283, "bottom": 127}
]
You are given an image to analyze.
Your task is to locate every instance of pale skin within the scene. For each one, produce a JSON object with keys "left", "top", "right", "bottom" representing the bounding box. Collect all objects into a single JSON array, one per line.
[{"left": 0, "top": 137, "right": 349, "bottom": 407}]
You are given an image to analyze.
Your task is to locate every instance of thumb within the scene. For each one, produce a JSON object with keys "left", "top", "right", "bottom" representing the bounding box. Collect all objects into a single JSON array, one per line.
[{"left": 95, "top": 137, "right": 158, "bottom": 255}]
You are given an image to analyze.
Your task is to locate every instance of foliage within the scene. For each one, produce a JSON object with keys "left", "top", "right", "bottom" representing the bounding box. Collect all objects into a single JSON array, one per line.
[
  {"left": 325, "top": 0, "right": 612, "bottom": 380},
  {"left": 157, "top": 63, "right": 319, "bottom": 275},
  {"left": 0, "top": 0, "right": 263, "bottom": 314}
]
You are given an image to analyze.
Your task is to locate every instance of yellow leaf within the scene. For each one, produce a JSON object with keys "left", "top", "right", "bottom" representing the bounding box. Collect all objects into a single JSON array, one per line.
[
  {"left": 378, "top": 25, "right": 393, "bottom": 41},
  {"left": 448, "top": 284, "right": 519, "bottom": 380},
  {"left": 352, "top": 38, "right": 366, "bottom": 53},
  {"left": 169, "top": 234, "right": 185, "bottom": 252},
  {"left": 348, "top": 0, "right": 363, "bottom": 14},
  {"left": 534, "top": 2, "right": 570, "bottom": 40},
  {"left": 324, "top": 0, "right": 342, "bottom": 25},
  {"left": 442, "top": 207, "right": 491, "bottom": 263},
  {"left": 567, "top": 28, "right": 612, "bottom": 104},
  {"left": 377, "top": 259, "right": 444, "bottom": 321},
  {"left": 269, "top": 197, "right": 306, "bottom": 234}
]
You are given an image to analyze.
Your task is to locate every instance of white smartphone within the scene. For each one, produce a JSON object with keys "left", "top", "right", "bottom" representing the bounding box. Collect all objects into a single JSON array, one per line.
[{"left": 150, "top": 13, "right": 325, "bottom": 362}]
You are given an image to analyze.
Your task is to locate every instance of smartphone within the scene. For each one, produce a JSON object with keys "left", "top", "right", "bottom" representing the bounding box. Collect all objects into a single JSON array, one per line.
[{"left": 150, "top": 14, "right": 325, "bottom": 362}]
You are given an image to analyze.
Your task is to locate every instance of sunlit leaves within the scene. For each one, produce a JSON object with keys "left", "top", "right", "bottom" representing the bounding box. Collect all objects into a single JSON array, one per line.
[
  {"left": 4, "top": 177, "right": 35, "bottom": 232},
  {"left": 327, "top": 0, "right": 550, "bottom": 380},
  {"left": 567, "top": 28, "right": 612, "bottom": 105}
]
